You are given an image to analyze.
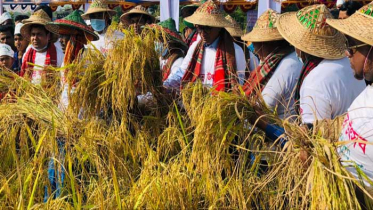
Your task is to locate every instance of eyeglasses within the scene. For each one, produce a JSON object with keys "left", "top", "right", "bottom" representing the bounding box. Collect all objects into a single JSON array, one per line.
[
  {"left": 196, "top": 25, "right": 213, "bottom": 33},
  {"left": 346, "top": 42, "right": 368, "bottom": 56}
]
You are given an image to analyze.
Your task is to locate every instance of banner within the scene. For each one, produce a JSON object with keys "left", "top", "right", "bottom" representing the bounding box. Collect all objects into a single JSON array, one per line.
[{"left": 160, "top": 0, "right": 180, "bottom": 30}]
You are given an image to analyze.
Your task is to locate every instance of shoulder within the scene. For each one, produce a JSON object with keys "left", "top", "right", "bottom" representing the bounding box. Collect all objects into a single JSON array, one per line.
[
  {"left": 276, "top": 51, "right": 303, "bottom": 72},
  {"left": 233, "top": 42, "right": 244, "bottom": 55}
]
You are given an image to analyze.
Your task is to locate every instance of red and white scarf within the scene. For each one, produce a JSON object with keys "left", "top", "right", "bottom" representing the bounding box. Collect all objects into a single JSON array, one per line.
[
  {"left": 181, "top": 30, "right": 237, "bottom": 92},
  {"left": 19, "top": 43, "right": 57, "bottom": 79}
]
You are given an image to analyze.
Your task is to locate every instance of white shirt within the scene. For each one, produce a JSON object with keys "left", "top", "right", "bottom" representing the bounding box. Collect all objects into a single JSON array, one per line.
[
  {"left": 338, "top": 85, "right": 373, "bottom": 186},
  {"left": 164, "top": 37, "right": 246, "bottom": 89},
  {"left": 23, "top": 43, "right": 64, "bottom": 85},
  {"left": 300, "top": 58, "right": 366, "bottom": 124},
  {"left": 160, "top": 57, "right": 184, "bottom": 79},
  {"left": 262, "top": 51, "right": 303, "bottom": 119},
  {"left": 89, "top": 30, "right": 124, "bottom": 54}
]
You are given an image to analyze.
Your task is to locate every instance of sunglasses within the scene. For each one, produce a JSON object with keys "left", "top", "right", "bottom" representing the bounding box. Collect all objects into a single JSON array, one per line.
[
  {"left": 345, "top": 42, "right": 368, "bottom": 56},
  {"left": 196, "top": 25, "right": 213, "bottom": 33}
]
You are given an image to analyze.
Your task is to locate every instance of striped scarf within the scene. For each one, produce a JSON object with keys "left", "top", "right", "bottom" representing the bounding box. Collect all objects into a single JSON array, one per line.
[
  {"left": 243, "top": 47, "right": 293, "bottom": 96},
  {"left": 20, "top": 43, "right": 57, "bottom": 78},
  {"left": 295, "top": 57, "right": 323, "bottom": 113},
  {"left": 184, "top": 28, "right": 198, "bottom": 47},
  {"left": 181, "top": 30, "right": 237, "bottom": 92},
  {"left": 162, "top": 51, "right": 184, "bottom": 81}
]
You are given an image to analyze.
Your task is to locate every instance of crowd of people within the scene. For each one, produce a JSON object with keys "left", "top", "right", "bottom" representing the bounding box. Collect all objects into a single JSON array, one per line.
[{"left": 0, "top": 0, "right": 373, "bottom": 202}]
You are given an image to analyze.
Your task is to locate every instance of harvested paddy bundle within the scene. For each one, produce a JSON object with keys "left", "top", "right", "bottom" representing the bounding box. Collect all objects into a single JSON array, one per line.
[{"left": 70, "top": 27, "right": 170, "bottom": 133}]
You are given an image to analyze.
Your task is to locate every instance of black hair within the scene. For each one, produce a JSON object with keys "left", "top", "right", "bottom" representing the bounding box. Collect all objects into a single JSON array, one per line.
[
  {"left": 0, "top": 25, "right": 14, "bottom": 36},
  {"left": 340, "top": 1, "right": 363, "bottom": 16},
  {"left": 15, "top": 15, "right": 29, "bottom": 22},
  {"left": 30, "top": 24, "right": 49, "bottom": 35},
  {"left": 34, "top": 5, "right": 53, "bottom": 19},
  {"left": 330, "top": 8, "right": 340, "bottom": 19}
]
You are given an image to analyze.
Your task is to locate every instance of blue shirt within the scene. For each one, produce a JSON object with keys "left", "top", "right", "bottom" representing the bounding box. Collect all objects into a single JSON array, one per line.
[{"left": 12, "top": 51, "right": 21, "bottom": 74}]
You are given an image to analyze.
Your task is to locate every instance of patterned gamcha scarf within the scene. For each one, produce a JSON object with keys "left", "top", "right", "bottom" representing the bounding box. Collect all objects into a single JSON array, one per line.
[
  {"left": 243, "top": 46, "right": 293, "bottom": 96},
  {"left": 20, "top": 43, "right": 57, "bottom": 78},
  {"left": 295, "top": 56, "right": 323, "bottom": 114},
  {"left": 181, "top": 30, "right": 237, "bottom": 92},
  {"left": 162, "top": 51, "right": 184, "bottom": 81}
]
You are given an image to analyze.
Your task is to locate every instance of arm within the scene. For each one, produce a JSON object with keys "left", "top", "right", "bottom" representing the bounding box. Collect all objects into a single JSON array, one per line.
[{"left": 163, "top": 43, "right": 196, "bottom": 89}]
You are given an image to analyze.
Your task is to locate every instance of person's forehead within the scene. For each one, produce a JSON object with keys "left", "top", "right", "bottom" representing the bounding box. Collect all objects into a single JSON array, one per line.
[
  {"left": 0, "top": 55, "right": 11, "bottom": 59},
  {"left": 31, "top": 26, "right": 46, "bottom": 33}
]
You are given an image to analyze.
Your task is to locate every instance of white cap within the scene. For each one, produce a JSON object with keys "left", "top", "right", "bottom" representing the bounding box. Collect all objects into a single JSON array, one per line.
[
  {"left": 0, "top": 44, "right": 14, "bottom": 58},
  {"left": 337, "top": 0, "right": 345, "bottom": 6},
  {"left": 0, "top": 12, "right": 12, "bottom": 25},
  {"left": 15, "top": 23, "right": 23, "bottom": 35}
]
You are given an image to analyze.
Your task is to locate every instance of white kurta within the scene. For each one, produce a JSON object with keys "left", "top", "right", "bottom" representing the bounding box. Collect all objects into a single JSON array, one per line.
[
  {"left": 22, "top": 43, "right": 64, "bottom": 85},
  {"left": 90, "top": 30, "right": 124, "bottom": 54},
  {"left": 261, "top": 51, "right": 303, "bottom": 119},
  {"left": 300, "top": 58, "right": 366, "bottom": 124},
  {"left": 338, "top": 85, "right": 373, "bottom": 187},
  {"left": 164, "top": 37, "right": 246, "bottom": 89}
]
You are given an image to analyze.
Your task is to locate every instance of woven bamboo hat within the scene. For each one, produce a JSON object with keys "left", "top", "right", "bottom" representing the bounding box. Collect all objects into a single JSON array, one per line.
[
  {"left": 81, "top": 0, "right": 116, "bottom": 20},
  {"left": 225, "top": 15, "right": 244, "bottom": 37},
  {"left": 20, "top": 10, "right": 59, "bottom": 43},
  {"left": 242, "top": 9, "right": 283, "bottom": 42},
  {"left": 327, "top": 2, "right": 373, "bottom": 46},
  {"left": 46, "top": 10, "right": 99, "bottom": 43},
  {"left": 277, "top": 4, "right": 346, "bottom": 60},
  {"left": 120, "top": 5, "right": 155, "bottom": 25},
  {"left": 184, "top": 0, "right": 231, "bottom": 28}
]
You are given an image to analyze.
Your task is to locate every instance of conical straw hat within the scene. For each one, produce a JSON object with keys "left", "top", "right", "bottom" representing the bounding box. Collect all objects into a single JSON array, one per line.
[
  {"left": 20, "top": 10, "right": 59, "bottom": 43},
  {"left": 81, "top": 0, "right": 116, "bottom": 20},
  {"left": 184, "top": 0, "right": 231, "bottom": 28},
  {"left": 277, "top": 4, "right": 346, "bottom": 60},
  {"left": 225, "top": 15, "right": 244, "bottom": 37},
  {"left": 241, "top": 9, "right": 283, "bottom": 42},
  {"left": 120, "top": 5, "right": 155, "bottom": 25},
  {"left": 327, "top": 2, "right": 373, "bottom": 46},
  {"left": 46, "top": 10, "right": 99, "bottom": 43}
]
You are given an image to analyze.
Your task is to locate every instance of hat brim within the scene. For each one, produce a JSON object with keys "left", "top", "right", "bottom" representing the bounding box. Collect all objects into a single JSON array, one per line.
[
  {"left": 327, "top": 13, "right": 373, "bottom": 46},
  {"left": 277, "top": 12, "right": 346, "bottom": 60},
  {"left": 226, "top": 27, "right": 244, "bottom": 38},
  {"left": 241, "top": 28, "right": 283, "bottom": 42},
  {"left": 21, "top": 22, "right": 59, "bottom": 43},
  {"left": 184, "top": 13, "right": 231, "bottom": 28},
  {"left": 120, "top": 11, "right": 155, "bottom": 25},
  {"left": 46, "top": 21, "right": 99, "bottom": 42},
  {"left": 81, "top": 9, "right": 116, "bottom": 20}
]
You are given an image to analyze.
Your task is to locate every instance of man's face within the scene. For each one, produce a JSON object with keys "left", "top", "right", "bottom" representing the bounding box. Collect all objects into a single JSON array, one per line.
[
  {"left": 0, "top": 31, "right": 14, "bottom": 48},
  {"left": 345, "top": 36, "right": 372, "bottom": 81},
  {"left": 129, "top": 14, "right": 148, "bottom": 35},
  {"left": 30, "top": 26, "right": 49, "bottom": 50},
  {"left": 59, "top": 35, "right": 70, "bottom": 53},
  {"left": 0, "top": 55, "right": 14, "bottom": 69},
  {"left": 338, "top": 11, "right": 349, "bottom": 19},
  {"left": 14, "top": 34, "right": 28, "bottom": 52},
  {"left": 196, "top": 25, "right": 221, "bottom": 45}
]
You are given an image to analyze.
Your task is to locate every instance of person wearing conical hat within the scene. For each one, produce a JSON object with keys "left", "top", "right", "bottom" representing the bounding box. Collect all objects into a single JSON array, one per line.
[
  {"left": 46, "top": 10, "right": 100, "bottom": 111},
  {"left": 13, "top": 23, "right": 28, "bottom": 73},
  {"left": 181, "top": 3, "right": 200, "bottom": 47},
  {"left": 163, "top": 0, "right": 246, "bottom": 92},
  {"left": 327, "top": 2, "right": 373, "bottom": 195},
  {"left": 150, "top": 18, "right": 188, "bottom": 82},
  {"left": 276, "top": 4, "right": 365, "bottom": 124},
  {"left": 19, "top": 9, "right": 64, "bottom": 86},
  {"left": 225, "top": 15, "right": 258, "bottom": 77},
  {"left": 120, "top": 5, "right": 155, "bottom": 35},
  {"left": 82, "top": 0, "right": 122, "bottom": 54},
  {"left": 241, "top": 9, "right": 303, "bottom": 119}
]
